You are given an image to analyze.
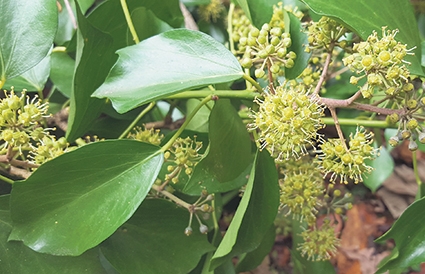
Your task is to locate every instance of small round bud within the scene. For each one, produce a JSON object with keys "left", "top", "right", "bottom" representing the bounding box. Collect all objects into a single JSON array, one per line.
[
  {"left": 388, "top": 113, "right": 399, "bottom": 124},
  {"left": 407, "top": 118, "right": 418, "bottom": 130},
  {"left": 199, "top": 224, "right": 208, "bottom": 234},
  {"left": 184, "top": 227, "right": 193, "bottom": 236},
  {"left": 255, "top": 68, "right": 265, "bottom": 78},
  {"left": 408, "top": 140, "right": 418, "bottom": 151},
  {"left": 407, "top": 99, "right": 418, "bottom": 110},
  {"left": 241, "top": 57, "right": 253, "bottom": 68}
]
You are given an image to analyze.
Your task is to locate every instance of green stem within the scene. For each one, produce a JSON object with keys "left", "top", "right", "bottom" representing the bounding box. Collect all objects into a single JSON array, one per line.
[
  {"left": 161, "top": 95, "right": 213, "bottom": 152},
  {"left": 201, "top": 198, "right": 220, "bottom": 274},
  {"left": 118, "top": 102, "right": 156, "bottom": 139},
  {"left": 227, "top": 3, "right": 236, "bottom": 54},
  {"left": 322, "top": 117, "right": 395, "bottom": 128},
  {"left": 243, "top": 74, "right": 263, "bottom": 92},
  {"left": 120, "top": 0, "right": 140, "bottom": 44},
  {"left": 165, "top": 89, "right": 258, "bottom": 100},
  {"left": 0, "top": 174, "right": 14, "bottom": 184},
  {"left": 413, "top": 151, "right": 422, "bottom": 186}
]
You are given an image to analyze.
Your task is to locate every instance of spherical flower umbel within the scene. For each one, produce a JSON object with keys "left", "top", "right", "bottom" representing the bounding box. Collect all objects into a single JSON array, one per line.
[
  {"left": 249, "top": 83, "right": 325, "bottom": 162},
  {"left": 343, "top": 27, "right": 415, "bottom": 98},
  {"left": 279, "top": 157, "right": 325, "bottom": 225},
  {"left": 317, "top": 127, "right": 379, "bottom": 184},
  {"left": 298, "top": 220, "right": 340, "bottom": 261}
]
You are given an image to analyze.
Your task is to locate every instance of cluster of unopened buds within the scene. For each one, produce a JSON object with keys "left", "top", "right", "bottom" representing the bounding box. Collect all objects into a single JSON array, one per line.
[
  {"left": 233, "top": 4, "right": 297, "bottom": 79},
  {"left": 306, "top": 16, "right": 348, "bottom": 52},
  {"left": 184, "top": 190, "right": 214, "bottom": 236}
]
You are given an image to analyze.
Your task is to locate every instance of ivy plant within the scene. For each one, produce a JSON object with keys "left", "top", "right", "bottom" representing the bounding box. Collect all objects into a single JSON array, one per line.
[{"left": 0, "top": 0, "right": 424, "bottom": 273}]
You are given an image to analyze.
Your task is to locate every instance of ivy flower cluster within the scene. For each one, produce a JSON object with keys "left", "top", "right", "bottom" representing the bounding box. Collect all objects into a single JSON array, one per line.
[
  {"left": 164, "top": 136, "right": 203, "bottom": 184},
  {"left": 233, "top": 4, "right": 298, "bottom": 78},
  {"left": 306, "top": 16, "right": 348, "bottom": 51},
  {"left": 317, "top": 127, "right": 379, "bottom": 184},
  {"left": 127, "top": 126, "right": 163, "bottom": 146},
  {"left": 249, "top": 82, "right": 325, "bottom": 162},
  {"left": 343, "top": 27, "right": 414, "bottom": 98},
  {"left": 279, "top": 158, "right": 325, "bottom": 225},
  {"left": 298, "top": 220, "right": 340, "bottom": 261},
  {"left": 0, "top": 89, "right": 49, "bottom": 151}
]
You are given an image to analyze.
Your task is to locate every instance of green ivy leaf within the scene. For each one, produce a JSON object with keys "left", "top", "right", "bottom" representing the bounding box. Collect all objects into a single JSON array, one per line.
[
  {"left": 0, "top": 0, "right": 57, "bottom": 84},
  {"left": 0, "top": 195, "right": 107, "bottom": 274},
  {"left": 235, "top": 0, "right": 281, "bottom": 29},
  {"left": 100, "top": 199, "right": 215, "bottom": 274},
  {"left": 55, "top": 0, "right": 95, "bottom": 45},
  {"left": 285, "top": 12, "right": 310, "bottom": 79},
  {"left": 3, "top": 54, "right": 50, "bottom": 92},
  {"left": 210, "top": 150, "right": 279, "bottom": 270},
  {"left": 126, "top": 7, "right": 173, "bottom": 45},
  {"left": 9, "top": 140, "right": 163, "bottom": 256},
  {"left": 92, "top": 30, "right": 244, "bottom": 114},
  {"left": 66, "top": 3, "right": 117, "bottom": 142},
  {"left": 235, "top": 225, "right": 276, "bottom": 272},
  {"left": 301, "top": 0, "right": 424, "bottom": 76},
  {"left": 183, "top": 99, "right": 252, "bottom": 195},
  {"left": 376, "top": 196, "right": 425, "bottom": 273},
  {"left": 88, "top": 0, "right": 182, "bottom": 50},
  {"left": 362, "top": 144, "right": 394, "bottom": 193},
  {"left": 50, "top": 51, "right": 75, "bottom": 98}
]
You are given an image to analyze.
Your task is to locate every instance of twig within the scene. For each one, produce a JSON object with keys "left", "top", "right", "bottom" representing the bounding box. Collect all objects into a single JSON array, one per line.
[
  {"left": 313, "top": 44, "right": 334, "bottom": 95},
  {"left": 329, "top": 108, "right": 348, "bottom": 151},
  {"left": 64, "top": 0, "right": 77, "bottom": 29}
]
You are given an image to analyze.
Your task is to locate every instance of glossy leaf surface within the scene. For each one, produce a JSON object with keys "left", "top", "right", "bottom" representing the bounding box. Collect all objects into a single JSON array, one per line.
[
  {"left": 376, "top": 196, "right": 425, "bottom": 272},
  {"left": 88, "top": 0, "right": 183, "bottom": 50},
  {"left": 183, "top": 99, "right": 252, "bottom": 195},
  {"left": 9, "top": 140, "right": 163, "bottom": 256},
  {"left": 0, "top": 0, "right": 57, "bottom": 83},
  {"left": 285, "top": 12, "right": 310, "bottom": 79},
  {"left": 3, "top": 54, "right": 50, "bottom": 92},
  {"left": 0, "top": 195, "right": 107, "bottom": 273},
  {"left": 301, "top": 0, "right": 424, "bottom": 76},
  {"left": 92, "top": 29, "right": 243, "bottom": 113},
  {"left": 66, "top": 4, "right": 117, "bottom": 141},
  {"left": 101, "top": 199, "right": 215, "bottom": 274},
  {"left": 210, "top": 150, "right": 279, "bottom": 270}
]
